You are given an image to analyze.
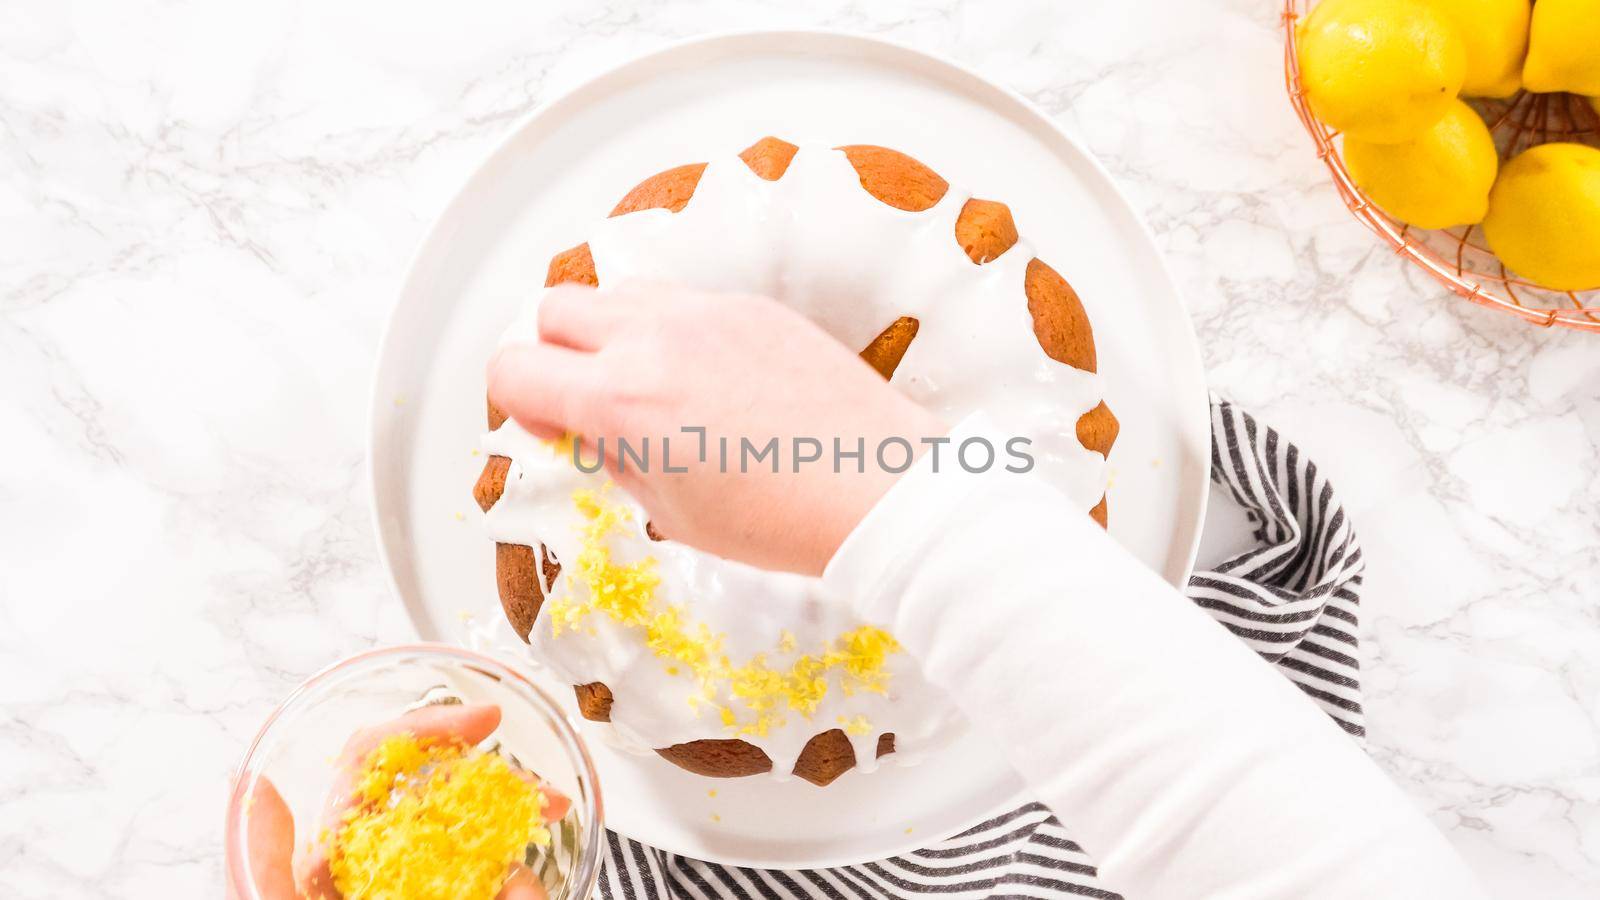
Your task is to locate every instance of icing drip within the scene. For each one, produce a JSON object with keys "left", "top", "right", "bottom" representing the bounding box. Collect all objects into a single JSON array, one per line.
[
  {"left": 541, "top": 483, "right": 900, "bottom": 740},
  {"left": 483, "top": 144, "right": 1107, "bottom": 779}
]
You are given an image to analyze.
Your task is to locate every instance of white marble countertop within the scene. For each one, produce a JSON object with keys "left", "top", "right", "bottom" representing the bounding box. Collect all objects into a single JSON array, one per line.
[{"left": 3, "top": 0, "right": 1596, "bottom": 896}]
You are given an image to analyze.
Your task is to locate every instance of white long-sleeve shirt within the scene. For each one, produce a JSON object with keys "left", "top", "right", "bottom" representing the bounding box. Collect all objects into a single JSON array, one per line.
[{"left": 823, "top": 415, "right": 1485, "bottom": 899}]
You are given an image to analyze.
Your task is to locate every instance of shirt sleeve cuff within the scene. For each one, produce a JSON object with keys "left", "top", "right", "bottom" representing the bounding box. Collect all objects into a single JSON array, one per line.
[{"left": 823, "top": 412, "right": 1014, "bottom": 622}]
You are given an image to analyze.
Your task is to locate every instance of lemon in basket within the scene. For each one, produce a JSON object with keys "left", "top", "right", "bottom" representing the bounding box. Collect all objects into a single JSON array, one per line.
[
  {"left": 1482, "top": 143, "right": 1600, "bottom": 292},
  {"left": 1298, "top": 0, "right": 1467, "bottom": 143},
  {"left": 1344, "top": 99, "right": 1498, "bottom": 229},
  {"left": 1522, "top": 0, "right": 1600, "bottom": 95},
  {"left": 1419, "top": 0, "right": 1530, "bottom": 98}
]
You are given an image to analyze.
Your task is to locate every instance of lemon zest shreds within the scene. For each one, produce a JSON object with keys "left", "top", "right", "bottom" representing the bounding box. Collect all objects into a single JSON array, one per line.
[
  {"left": 549, "top": 486, "right": 658, "bottom": 636},
  {"left": 328, "top": 734, "right": 550, "bottom": 900},
  {"left": 645, "top": 606, "right": 721, "bottom": 678},
  {"left": 825, "top": 626, "right": 902, "bottom": 696},
  {"left": 550, "top": 484, "right": 904, "bottom": 736},
  {"left": 838, "top": 714, "right": 873, "bottom": 736}
]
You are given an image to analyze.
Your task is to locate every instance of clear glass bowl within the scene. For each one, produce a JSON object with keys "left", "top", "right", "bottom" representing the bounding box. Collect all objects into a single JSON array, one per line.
[{"left": 224, "top": 644, "right": 603, "bottom": 899}]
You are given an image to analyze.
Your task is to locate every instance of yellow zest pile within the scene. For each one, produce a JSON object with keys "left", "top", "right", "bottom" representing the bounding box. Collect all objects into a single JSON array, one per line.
[
  {"left": 545, "top": 484, "right": 900, "bottom": 737},
  {"left": 327, "top": 734, "right": 550, "bottom": 900}
]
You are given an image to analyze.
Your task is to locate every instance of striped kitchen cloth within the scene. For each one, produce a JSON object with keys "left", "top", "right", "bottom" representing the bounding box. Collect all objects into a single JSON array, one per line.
[{"left": 594, "top": 395, "right": 1367, "bottom": 899}]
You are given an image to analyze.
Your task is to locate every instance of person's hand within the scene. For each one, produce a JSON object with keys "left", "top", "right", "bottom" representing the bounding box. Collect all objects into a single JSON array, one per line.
[
  {"left": 487, "top": 283, "right": 946, "bottom": 576},
  {"left": 235, "top": 703, "right": 569, "bottom": 900}
]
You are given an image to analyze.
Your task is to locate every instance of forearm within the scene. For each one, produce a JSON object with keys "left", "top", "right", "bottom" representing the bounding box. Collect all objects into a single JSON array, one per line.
[{"left": 824, "top": 415, "right": 1484, "bottom": 899}]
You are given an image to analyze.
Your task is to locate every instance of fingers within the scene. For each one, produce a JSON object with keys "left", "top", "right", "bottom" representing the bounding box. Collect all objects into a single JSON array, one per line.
[
  {"left": 539, "top": 782, "right": 573, "bottom": 823},
  {"left": 512, "top": 767, "right": 575, "bottom": 823},
  {"left": 241, "top": 777, "right": 299, "bottom": 900},
  {"left": 498, "top": 865, "right": 549, "bottom": 900},
  {"left": 337, "top": 703, "right": 503, "bottom": 770},
  {"left": 537, "top": 284, "right": 632, "bottom": 351},
  {"left": 297, "top": 858, "right": 339, "bottom": 900},
  {"left": 488, "top": 342, "right": 604, "bottom": 437},
  {"left": 521, "top": 422, "right": 567, "bottom": 442}
]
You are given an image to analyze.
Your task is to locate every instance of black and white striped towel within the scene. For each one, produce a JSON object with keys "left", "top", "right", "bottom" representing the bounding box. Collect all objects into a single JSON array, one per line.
[{"left": 595, "top": 395, "right": 1367, "bottom": 899}]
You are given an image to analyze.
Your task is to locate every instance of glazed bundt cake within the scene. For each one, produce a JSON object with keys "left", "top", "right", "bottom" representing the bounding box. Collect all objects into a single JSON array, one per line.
[{"left": 473, "top": 137, "right": 1118, "bottom": 787}]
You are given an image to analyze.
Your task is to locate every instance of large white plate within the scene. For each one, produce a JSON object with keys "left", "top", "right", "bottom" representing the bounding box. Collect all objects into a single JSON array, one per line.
[{"left": 370, "top": 31, "right": 1209, "bottom": 869}]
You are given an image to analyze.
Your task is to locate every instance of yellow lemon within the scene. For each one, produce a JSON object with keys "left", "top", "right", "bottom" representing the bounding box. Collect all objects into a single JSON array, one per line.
[
  {"left": 1298, "top": 0, "right": 1467, "bottom": 143},
  {"left": 1522, "top": 0, "right": 1600, "bottom": 95},
  {"left": 1418, "top": 0, "right": 1530, "bottom": 97},
  {"left": 1482, "top": 143, "right": 1600, "bottom": 292},
  {"left": 1344, "top": 99, "right": 1498, "bottom": 228}
]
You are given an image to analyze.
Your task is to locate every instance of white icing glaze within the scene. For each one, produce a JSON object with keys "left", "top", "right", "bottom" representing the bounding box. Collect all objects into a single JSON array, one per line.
[{"left": 482, "top": 144, "right": 1107, "bottom": 779}]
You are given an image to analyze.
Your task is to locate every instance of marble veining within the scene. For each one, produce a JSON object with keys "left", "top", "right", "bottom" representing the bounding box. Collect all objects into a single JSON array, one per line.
[{"left": 1, "top": 0, "right": 1596, "bottom": 896}]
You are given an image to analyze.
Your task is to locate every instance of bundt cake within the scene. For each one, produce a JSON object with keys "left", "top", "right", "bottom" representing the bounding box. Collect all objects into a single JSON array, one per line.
[{"left": 473, "top": 137, "right": 1118, "bottom": 787}]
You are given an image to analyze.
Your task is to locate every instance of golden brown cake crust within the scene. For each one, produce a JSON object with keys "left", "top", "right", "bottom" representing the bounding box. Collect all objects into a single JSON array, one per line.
[
  {"left": 473, "top": 455, "right": 509, "bottom": 513},
  {"left": 955, "top": 198, "right": 1020, "bottom": 264},
  {"left": 652, "top": 728, "right": 899, "bottom": 786},
  {"left": 610, "top": 163, "right": 707, "bottom": 217},
  {"left": 739, "top": 136, "right": 799, "bottom": 181},
  {"left": 657, "top": 738, "right": 774, "bottom": 779},
  {"left": 495, "top": 542, "right": 544, "bottom": 641},
  {"left": 482, "top": 136, "right": 1116, "bottom": 785},
  {"left": 546, "top": 243, "right": 598, "bottom": 288},
  {"left": 1077, "top": 401, "right": 1119, "bottom": 527},
  {"left": 475, "top": 452, "right": 550, "bottom": 639},
  {"left": 1024, "top": 258, "right": 1096, "bottom": 374},
  {"left": 838, "top": 145, "right": 949, "bottom": 211},
  {"left": 569, "top": 681, "right": 896, "bottom": 786},
  {"left": 574, "top": 681, "right": 614, "bottom": 722},
  {"left": 859, "top": 316, "right": 920, "bottom": 380}
]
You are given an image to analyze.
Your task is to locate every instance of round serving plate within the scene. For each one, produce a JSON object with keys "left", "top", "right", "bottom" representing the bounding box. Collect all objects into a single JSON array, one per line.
[{"left": 370, "top": 30, "right": 1210, "bottom": 869}]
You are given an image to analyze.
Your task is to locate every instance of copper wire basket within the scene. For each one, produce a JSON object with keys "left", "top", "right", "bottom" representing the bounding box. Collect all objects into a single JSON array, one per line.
[{"left": 1283, "top": 0, "right": 1600, "bottom": 331}]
